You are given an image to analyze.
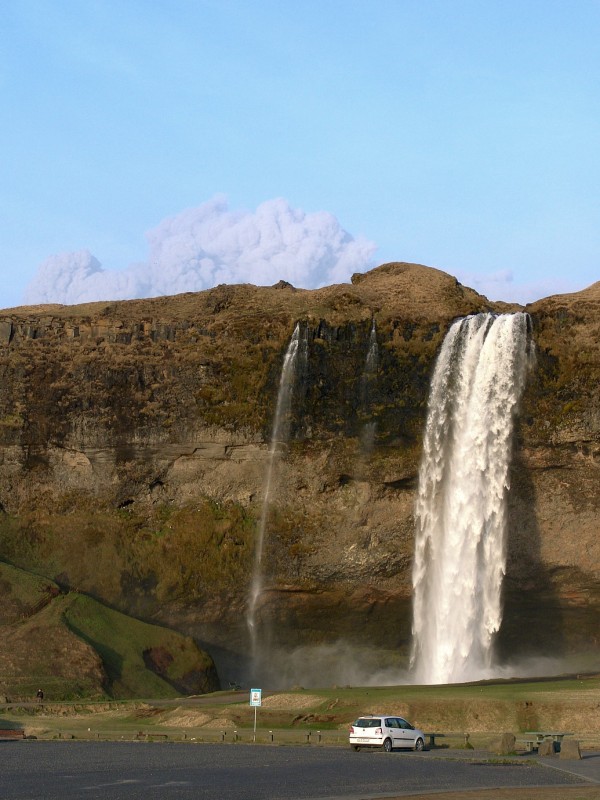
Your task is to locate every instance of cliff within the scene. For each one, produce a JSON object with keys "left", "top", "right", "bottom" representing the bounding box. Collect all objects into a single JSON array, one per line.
[{"left": 0, "top": 262, "right": 597, "bottom": 688}]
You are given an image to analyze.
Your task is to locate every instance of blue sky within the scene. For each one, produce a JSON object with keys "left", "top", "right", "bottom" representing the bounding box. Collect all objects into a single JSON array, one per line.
[{"left": 2, "top": 0, "right": 599, "bottom": 308}]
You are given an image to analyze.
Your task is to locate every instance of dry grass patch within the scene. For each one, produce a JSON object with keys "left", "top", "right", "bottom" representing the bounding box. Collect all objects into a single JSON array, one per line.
[
  {"left": 157, "top": 708, "right": 213, "bottom": 728},
  {"left": 261, "top": 693, "right": 324, "bottom": 710}
]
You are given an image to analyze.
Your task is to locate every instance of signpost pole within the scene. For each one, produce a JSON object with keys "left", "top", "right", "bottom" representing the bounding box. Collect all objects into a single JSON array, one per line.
[{"left": 250, "top": 688, "right": 262, "bottom": 743}]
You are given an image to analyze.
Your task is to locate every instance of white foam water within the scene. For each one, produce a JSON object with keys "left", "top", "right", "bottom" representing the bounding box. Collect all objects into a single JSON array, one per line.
[
  {"left": 411, "top": 313, "right": 533, "bottom": 685},
  {"left": 365, "top": 318, "right": 379, "bottom": 375}
]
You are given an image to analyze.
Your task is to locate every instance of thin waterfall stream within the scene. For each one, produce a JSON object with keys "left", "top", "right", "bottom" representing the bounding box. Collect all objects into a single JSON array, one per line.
[
  {"left": 360, "top": 319, "right": 379, "bottom": 453},
  {"left": 411, "top": 312, "right": 533, "bottom": 685},
  {"left": 247, "top": 323, "right": 304, "bottom": 667}
]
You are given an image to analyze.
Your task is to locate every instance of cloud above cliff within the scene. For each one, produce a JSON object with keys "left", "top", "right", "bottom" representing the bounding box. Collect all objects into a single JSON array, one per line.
[
  {"left": 454, "top": 267, "right": 577, "bottom": 305},
  {"left": 23, "top": 196, "right": 378, "bottom": 305}
]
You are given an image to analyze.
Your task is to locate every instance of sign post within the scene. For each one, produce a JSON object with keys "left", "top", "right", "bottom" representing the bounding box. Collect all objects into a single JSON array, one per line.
[{"left": 250, "top": 688, "right": 262, "bottom": 741}]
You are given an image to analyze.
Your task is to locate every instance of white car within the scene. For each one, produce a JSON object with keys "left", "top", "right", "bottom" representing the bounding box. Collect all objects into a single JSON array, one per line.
[{"left": 349, "top": 714, "right": 426, "bottom": 752}]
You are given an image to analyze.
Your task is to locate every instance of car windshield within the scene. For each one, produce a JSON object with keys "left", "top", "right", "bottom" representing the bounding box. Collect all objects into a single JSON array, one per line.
[{"left": 355, "top": 718, "right": 381, "bottom": 728}]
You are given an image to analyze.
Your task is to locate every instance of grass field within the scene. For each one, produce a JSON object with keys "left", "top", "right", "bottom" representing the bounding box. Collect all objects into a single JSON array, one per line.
[{"left": 2, "top": 674, "right": 600, "bottom": 750}]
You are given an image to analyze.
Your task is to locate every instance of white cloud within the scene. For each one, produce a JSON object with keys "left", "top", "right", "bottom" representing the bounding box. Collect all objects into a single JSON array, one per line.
[
  {"left": 23, "top": 196, "right": 378, "bottom": 305},
  {"left": 454, "top": 267, "right": 578, "bottom": 305}
]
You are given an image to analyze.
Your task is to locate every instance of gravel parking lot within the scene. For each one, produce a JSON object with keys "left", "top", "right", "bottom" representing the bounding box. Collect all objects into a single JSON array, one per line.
[{"left": 2, "top": 741, "right": 597, "bottom": 800}]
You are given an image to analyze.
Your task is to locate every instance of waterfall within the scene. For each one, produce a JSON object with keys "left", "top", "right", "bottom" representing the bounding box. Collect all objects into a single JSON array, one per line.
[
  {"left": 360, "top": 319, "right": 379, "bottom": 452},
  {"left": 364, "top": 318, "right": 379, "bottom": 375},
  {"left": 411, "top": 312, "right": 533, "bottom": 685},
  {"left": 247, "top": 323, "right": 304, "bottom": 664}
]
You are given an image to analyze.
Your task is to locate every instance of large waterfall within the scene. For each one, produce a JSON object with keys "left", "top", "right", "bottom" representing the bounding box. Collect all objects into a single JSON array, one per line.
[
  {"left": 247, "top": 323, "right": 304, "bottom": 666},
  {"left": 411, "top": 313, "right": 532, "bottom": 685}
]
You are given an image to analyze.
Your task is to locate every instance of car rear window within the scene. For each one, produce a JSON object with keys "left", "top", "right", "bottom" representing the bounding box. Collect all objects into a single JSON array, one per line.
[{"left": 355, "top": 718, "right": 381, "bottom": 727}]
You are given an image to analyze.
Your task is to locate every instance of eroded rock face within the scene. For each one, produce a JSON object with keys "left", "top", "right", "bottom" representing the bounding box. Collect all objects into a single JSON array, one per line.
[
  {"left": 499, "top": 282, "right": 600, "bottom": 663},
  {"left": 0, "top": 263, "right": 598, "bottom": 684}
]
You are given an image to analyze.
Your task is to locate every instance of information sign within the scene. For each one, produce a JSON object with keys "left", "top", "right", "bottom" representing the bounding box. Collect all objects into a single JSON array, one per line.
[{"left": 250, "top": 688, "right": 262, "bottom": 707}]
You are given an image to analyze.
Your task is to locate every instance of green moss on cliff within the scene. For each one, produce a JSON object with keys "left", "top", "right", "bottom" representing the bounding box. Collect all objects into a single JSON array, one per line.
[
  {"left": 125, "top": 500, "right": 255, "bottom": 602},
  {"left": 0, "top": 497, "right": 256, "bottom": 609}
]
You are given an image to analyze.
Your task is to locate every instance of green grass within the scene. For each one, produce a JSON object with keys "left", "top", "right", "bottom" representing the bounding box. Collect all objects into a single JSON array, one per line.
[
  {"left": 305, "top": 676, "right": 600, "bottom": 703},
  {"left": 4, "top": 673, "right": 600, "bottom": 748},
  {"left": 63, "top": 594, "right": 215, "bottom": 699},
  {"left": 0, "top": 559, "right": 217, "bottom": 701},
  {"left": 0, "top": 561, "right": 59, "bottom": 621},
  {"left": 189, "top": 676, "right": 600, "bottom": 735}
]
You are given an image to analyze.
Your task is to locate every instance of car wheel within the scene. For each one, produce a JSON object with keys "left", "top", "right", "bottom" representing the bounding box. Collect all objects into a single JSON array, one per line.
[
  {"left": 414, "top": 737, "right": 424, "bottom": 751},
  {"left": 383, "top": 738, "right": 393, "bottom": 753},
  {"left": 352, "top": 745, "right": 360, "bottom": 751}
]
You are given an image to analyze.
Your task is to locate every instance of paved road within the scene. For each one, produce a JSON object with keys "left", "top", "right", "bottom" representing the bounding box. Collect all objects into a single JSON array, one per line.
[
  {"left": 1, "top": 741, "right": 594, "bottom": 800},
  {"left": 538, "top": 752, "right": 600, "bottom": 785}
]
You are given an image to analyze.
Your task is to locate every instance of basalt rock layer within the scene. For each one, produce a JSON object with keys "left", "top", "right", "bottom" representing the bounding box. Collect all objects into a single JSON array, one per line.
[{"left": 0, "top": 263, "right": 598, "bottom": 687}]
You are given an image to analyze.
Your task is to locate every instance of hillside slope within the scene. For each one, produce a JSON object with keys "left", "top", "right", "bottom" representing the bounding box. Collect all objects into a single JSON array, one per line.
[{"left": 0, "top": 562, "right": 218, "bottom": 700}]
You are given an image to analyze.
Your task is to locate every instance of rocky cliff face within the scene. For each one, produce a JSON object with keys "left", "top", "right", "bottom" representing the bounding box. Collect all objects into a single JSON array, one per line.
[{"left": 0, "top": 263, "right": 598, "bottom": 687}]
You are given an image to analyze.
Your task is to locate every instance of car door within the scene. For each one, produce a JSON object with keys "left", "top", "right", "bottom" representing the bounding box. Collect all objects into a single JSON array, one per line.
[
  {"left": 397, "top": 717, "right": 415, "bottom": 747},
  {"left": 384, "top": 718, "right": 401, "bottom": 747}
]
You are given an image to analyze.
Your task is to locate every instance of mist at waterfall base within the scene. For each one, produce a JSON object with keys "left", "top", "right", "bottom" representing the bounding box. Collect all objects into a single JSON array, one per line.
[
  {"left": 244, "top": 644, "right": 596, "bottom": 690},
  {"left": 411, "top": 312, "right": 535, "bottom": 686}
]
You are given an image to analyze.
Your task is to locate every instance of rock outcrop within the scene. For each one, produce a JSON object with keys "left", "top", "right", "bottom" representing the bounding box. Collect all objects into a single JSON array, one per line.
[{"left": 0, "top": 263, "right": 597, "bottom": 686}]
